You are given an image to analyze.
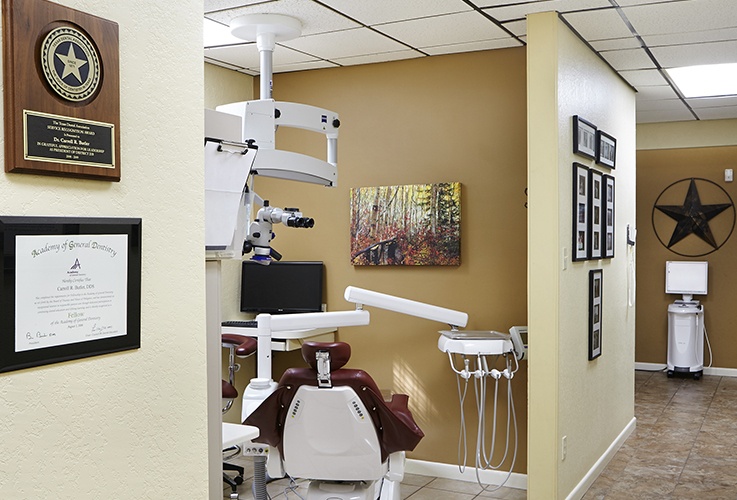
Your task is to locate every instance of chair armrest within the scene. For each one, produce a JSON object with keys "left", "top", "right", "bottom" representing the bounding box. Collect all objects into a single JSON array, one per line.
[{"left": 222, "top": 333, "right": 257, "bottom": 357}]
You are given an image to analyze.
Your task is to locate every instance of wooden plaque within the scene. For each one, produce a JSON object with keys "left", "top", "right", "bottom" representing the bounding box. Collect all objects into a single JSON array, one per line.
[{"left": 2, "top": 0, "right": 120, "bottom": 181}]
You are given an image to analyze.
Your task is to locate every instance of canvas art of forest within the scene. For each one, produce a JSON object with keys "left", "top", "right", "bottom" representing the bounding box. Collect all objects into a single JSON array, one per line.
[{"left": 350, "top": 182, "right": 461, "bottom": 266}]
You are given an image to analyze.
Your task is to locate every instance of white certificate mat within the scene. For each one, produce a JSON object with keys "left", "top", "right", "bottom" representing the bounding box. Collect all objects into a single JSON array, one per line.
[{"left": 15, "top": 234, "right": 128, "bottom": 352}]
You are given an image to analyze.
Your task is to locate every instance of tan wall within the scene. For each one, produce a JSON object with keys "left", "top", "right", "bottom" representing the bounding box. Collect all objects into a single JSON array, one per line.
[
  {"left": 636, "top": 146, "right": 737, "bottom": 366},
  {"left": 230, "top": 48, "right": 530, "bottom": 469},
  {"left": 0, "top": 1, "right": 207, "bottom": 497},
  {"left": 528, "top": 12, "right": 636, "bottom": 498}
]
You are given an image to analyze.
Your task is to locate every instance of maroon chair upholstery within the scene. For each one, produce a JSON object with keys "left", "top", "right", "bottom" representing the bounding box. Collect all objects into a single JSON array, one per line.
[
  {"left": 244, "top": 341, "right": 424, "bottom": 462},
  {"left": 221, "top": 334, "right": 257, "bottom": 399}
]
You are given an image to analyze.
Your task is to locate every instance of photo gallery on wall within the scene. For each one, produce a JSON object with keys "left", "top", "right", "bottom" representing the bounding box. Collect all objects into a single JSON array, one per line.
[
  {"left": 572, "top": 115, "right": 617, "bottom": 362},
  {"left": 572, "top": 115, "right": 616, "bottom": 262}
]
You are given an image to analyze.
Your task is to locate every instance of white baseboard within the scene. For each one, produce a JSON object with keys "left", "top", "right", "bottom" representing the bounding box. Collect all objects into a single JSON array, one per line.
[
  {"left": 634, "top": 362, "right": 666, "bottom": 371},
  {"left": 405, "top": 458, "right": 527, "bottom": 490},
  {"left": 635, "top": 362, "right": 737, "bottom": 378},
  {"left": 704, "top": 366, "right": 737, "bottom": 377},
  {"left": 565, "top": 417, "right": 636, "bottom": 500}
]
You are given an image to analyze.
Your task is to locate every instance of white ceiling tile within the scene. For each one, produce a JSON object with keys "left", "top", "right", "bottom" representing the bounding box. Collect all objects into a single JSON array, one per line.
[
  {"left": 636, "top": 98, "right": 682, "bottom": 111},
  {"left": 600, "top": 48, "right": 656, "bottom": 71},
  {"left": 204, "top": 58, "right": 244, "bottom": 72},
  {"left": 317, "top": 0, "right": 471, "bottom": 26},
  {"left": 615, "top": 0, "right": 683, "bottom": 5},
  {"left": 636, "top": 85, "right": 679, "bottom": 101},
  {"left": 207, "top": 0, "right": 360, "bottom": 36},
  {"left": 619, "top": 68, "right": 668, "bottom": 87},
  {"left": 561, "top": 9, "right": 634, "bottom": 41},
  {"left": 693, "top": 105, "right": 737, "bottom": 120},
  {"left": 651, "top": 40, "right": 737, "bottom": 68},
  {"left": 332, "top": 50, "right": 423, "bottom": 67},
  {"left": 270, "top": 60, "right": 340, "bottom": 74},
  {"left": 481, "top": 0, "right": 613, "bottom": 22},
  {"left": 642, "top": 27, "right": 737, "bottom": 47},
  {"left": 687, "top": 96, "right": 737, "bottom": 109},
  {"left": 590, "top": 37, "right": 642, "bottom": 51},
  {"left": 636, "top": 107, "right": 696, "bottom": 123},
  {"left": 281, "top": 28, "right": 409, "bottom": 60},
  {"left": 374, "top": 11, "right": 508, "bottom": 48},
  {"left": 423, "top": 38, "right": 523, "bottom": 56},
  {"left": 205, "top": 43, "right": 318, "bottom": 69},
  {"left": 205, "top": 0, "right": 267, "bottom": 14},
  {"left": 502, "top": 19, "right": 527, "bottom": 37},
  {"left": 622, "top": 0, "right": 737, "bottom": 36}
]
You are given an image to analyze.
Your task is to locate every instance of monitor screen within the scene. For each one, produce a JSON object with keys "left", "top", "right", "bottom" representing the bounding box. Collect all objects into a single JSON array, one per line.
[
  {"left": 665, "top": 261, "right": 708, "bottom": 295},
  {"left": 240, "top": 261, "right": 324, "bottom": 314}
]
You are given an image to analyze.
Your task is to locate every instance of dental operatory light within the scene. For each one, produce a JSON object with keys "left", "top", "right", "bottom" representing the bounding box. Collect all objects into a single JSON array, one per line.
[{"left": 667, "top": 63, "right": 737, "bottom": 98}]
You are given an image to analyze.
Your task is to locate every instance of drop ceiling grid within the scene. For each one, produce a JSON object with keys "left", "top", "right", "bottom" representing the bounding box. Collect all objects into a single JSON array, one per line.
[{"left": 202, "top": 0, "right": 737, "bottom": 123}]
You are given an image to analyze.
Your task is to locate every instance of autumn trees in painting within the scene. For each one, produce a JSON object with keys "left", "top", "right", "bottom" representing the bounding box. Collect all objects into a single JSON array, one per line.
[{"left": 350, "top": 182, "right": 461, "bottom": 265}]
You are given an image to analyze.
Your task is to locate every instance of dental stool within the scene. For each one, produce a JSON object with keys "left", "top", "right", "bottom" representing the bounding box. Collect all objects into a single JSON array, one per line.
[
  {"left": 245, "top": 341, "right": 424, "bottom": 500},
  {"left": 222, "top": 334, "right": 257, "bottom": 497}
]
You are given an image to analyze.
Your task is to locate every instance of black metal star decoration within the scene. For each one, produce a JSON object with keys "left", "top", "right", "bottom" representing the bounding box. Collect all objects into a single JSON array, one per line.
[{"left": 655, "top": 178, "right": 732, "bottom": 249}]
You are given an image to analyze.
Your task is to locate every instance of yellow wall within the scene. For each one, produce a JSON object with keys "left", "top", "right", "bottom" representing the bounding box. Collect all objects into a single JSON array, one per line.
[
  {"left": 0, "top": 1, "right": 207, "bottom": 497},
  {"left": 635, "top": 145, "right": 737, "bottom": 366},
  {"left": 228, "top": 48, "right": 531, "bottom": 470},
  {"left": 527, "top": 12, "right": 636, "bottom": 498},
  {"left": 636, "top": 119, "right": 737, "bottom": 367}
]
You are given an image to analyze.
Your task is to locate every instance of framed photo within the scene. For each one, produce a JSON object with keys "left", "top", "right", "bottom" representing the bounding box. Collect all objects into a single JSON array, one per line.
[
  {"left": 572, "top": 163, "right": 589, "bottom": 261},
  {"left": 596, "top": 130, "right": 616, "bottom": 169},
  {"left": 573, "top": 115, "right": 597, "bottom": 160},
  {"left": 589, "top": 269, "right": 603, "bottom": 360},
  {"left": 603, "top": 175, "right": 615, "bottom": 258},
  {"left": 588, "top": 169, "right": 603, "bottom": 260},
  {"left": 0, "top": 216, "right": 142, "bottom": 373}
]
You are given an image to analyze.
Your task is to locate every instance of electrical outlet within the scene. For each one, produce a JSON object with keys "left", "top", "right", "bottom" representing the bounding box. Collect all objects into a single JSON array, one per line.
[{"left": 562, "top": 435, "right": 567, "bottom": 461}]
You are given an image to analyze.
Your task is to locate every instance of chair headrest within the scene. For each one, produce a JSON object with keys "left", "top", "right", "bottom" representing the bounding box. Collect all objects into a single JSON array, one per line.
[{"left": 301, "top": 341, "right": 351, "bottom": 370}]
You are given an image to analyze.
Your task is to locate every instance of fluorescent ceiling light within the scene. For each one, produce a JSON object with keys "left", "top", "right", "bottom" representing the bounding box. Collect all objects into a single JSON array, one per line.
[
  {"left": 667, "top": 63, "right": 737, "bottom": 98},
  {"left": 204, "top": 18, "right": 244, "bottom": 48}
]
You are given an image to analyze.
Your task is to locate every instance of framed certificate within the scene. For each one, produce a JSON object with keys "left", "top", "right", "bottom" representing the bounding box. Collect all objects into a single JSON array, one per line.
[{"left": 0, "top": 216, "right": 141, "bottom": 373}]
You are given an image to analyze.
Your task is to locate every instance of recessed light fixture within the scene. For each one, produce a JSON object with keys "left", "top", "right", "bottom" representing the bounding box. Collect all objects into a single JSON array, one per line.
[
  {"left": 666, "top": 63, "right": 737, "bottom": 98},
  {"left": 204, "top": 18, "right": 243, "bottom": 48}
]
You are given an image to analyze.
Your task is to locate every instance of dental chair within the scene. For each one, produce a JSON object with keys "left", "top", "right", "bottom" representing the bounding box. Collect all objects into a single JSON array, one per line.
[
  {"left": 245, "top": 341, "right": 424, "bottom": 500},
  {"left": 222, "top": 333, "right": 258, "bottom": 497}
]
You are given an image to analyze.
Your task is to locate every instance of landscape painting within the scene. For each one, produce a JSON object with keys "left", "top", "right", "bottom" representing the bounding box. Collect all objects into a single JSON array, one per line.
[{"left": 350, "top": 182, "right": 461, "bottom": 266}]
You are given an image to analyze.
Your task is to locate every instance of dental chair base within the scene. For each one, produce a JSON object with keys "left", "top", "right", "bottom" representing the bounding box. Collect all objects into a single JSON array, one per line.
[{"left": 245, "top": 342, "right": 423, "bottom": 500}]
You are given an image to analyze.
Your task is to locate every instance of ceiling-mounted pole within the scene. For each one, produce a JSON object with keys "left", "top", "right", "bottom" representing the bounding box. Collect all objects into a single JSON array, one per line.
[
  {"left": 256, "top": 32, "right": 275, "bottom": 99},
  {"left": 230, "top": 14, "right": 302, "bottom": 100}
]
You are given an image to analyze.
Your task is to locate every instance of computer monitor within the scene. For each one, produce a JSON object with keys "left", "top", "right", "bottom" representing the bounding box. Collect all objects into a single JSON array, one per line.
[
  {"left": 665, "top": 261, "right": 708, "bottom": 298},
  {"left": 240, "top": 261, "right": 324, "bottom": 314}
]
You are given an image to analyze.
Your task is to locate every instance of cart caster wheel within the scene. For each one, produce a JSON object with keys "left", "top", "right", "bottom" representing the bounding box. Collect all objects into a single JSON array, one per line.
[
  {"left": 694, "top": 372, "right": 702, "bottom": 380},
  {"left": 230, "top": 493, "right": 239, "bottom": 500},
  {"left": 667, "top": 370, "right": 674, "bottom": 378},
  {"left": 234, "top": 476, "right": 244, "bottom": 485}
]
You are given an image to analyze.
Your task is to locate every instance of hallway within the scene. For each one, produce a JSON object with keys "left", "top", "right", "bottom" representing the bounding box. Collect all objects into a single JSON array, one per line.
[{"left": 584, "top": 371, "right": 737, "bottom": 499}]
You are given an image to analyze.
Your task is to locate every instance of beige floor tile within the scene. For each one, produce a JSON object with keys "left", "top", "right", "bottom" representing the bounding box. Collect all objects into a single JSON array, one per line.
[
  {"left": 405, "top": 487, "right": 476, "bottom": 499},
  {"left": 423, "top": 477, "right": 485, "bottom": 495}
]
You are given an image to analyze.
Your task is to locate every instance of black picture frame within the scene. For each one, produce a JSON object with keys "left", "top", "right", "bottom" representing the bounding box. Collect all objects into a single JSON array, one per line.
[
  {"left": 596, "top": 130, "right": 616, "bottom": 169},
  {"left": 589, "top": 269, "right": 603, "bottom": 360},
  {"left": 603, "top": 175, "right": 615, "bottom": 258},
  {"left": 573, "top": 115, "right": 597, "bottom": 160},
  {"left": 572, "top": 163, "right": 589, "bottom": 262},
  {"left": 588, "top": 169, "right": 603, "bottom": 260},
  {"left": 0, "top": 216, "right": 142, "bottom": 373}
]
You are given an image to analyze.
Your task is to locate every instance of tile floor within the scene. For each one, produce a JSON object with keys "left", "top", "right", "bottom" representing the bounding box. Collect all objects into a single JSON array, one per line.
[
  {"left": 225, "top": 370, "right": 737, "bottom": 499},
  {"left": 584, "top": 370, "right": 737, "bottom": 499}
]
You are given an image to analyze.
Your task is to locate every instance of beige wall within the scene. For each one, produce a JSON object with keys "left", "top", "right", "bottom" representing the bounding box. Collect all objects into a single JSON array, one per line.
[
  {"left": 635, "top": 145, "right": 737, "bottom": 366},
  {"left": 217, "top": 48, "right": 530, "bottom": 470},
  {"left": 527, "top": 12, "right": 636, "bottom": 499},
  {"left": 0, "top": 1, "right": 207, "bottom": 498}
]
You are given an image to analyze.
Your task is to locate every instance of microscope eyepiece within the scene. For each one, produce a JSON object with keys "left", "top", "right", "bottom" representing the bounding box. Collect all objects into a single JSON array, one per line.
[{"left": 286, "top": 216, "right": 315, "bottom": 228}]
